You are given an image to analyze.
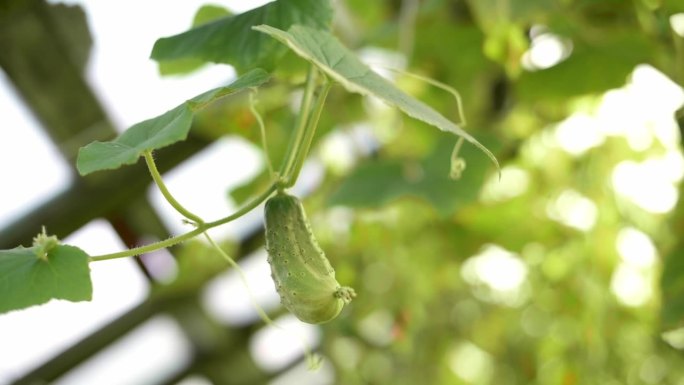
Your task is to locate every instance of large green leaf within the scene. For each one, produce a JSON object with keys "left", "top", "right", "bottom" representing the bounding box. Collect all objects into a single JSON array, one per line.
[
  {"left": 328, "top": 135, "right": 497, "bottom": 215},
  {"left": 0, "top": 245, "right": 92, "bottom": 314},
  {"left": 254, "top": 24, "right": 499, "bottom": 170},
  {"left": 76, "top": 69, "right": 270, "bottom": 175},
  {"left": 151, "top": 0, "right": 332, "bottom": 73}
]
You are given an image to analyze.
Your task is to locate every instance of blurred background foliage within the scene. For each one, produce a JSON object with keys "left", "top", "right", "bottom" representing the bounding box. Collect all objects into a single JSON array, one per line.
[
  {"left": 3, "top": 0, "right": 684, "bottom": 384},
  {"left": 229, "top": 0, "right": 684, "bottom": 383}
]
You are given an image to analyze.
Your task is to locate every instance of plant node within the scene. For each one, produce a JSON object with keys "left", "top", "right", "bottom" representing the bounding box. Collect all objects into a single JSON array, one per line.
[{"left": 32, "top": 227, "right": 60, "bottom": 261}]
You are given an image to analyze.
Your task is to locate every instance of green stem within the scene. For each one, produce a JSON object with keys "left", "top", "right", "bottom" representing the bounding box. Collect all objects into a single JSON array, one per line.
[
  {"left": 203, "top": 181, "right": 276, "bottom": 228},
  {"left": 90, "top": 181, "right": 277, "bottom": 262},
  {"left": 285, "top": 80, "right": 332, "bottom": 188},
  {"left": 90, "top": 227, "right": 204, "bottom": 262},
  {"left": 144, "top": 151, "right": 204, "bottom": 225},
  {"left": 279, "top": 66, "right": 318, "bottom": 188}
]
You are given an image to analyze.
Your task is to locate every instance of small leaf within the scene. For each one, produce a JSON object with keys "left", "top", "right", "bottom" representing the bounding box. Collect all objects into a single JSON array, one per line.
[
  {"left": 0, "top": 245, "right": 92, "bottom": 314},
  {"left": 76, "top": 69, "right": 270, "bottom": 175},
  {"left": 253, "top": 24, "right": 499, "bottom": 170},
  {"left": 151, "top": 0, "right": 333, "bottom": 73}
]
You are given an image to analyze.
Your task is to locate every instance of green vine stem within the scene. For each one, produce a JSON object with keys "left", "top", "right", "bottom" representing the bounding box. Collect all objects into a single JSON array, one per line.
[
  {"left": 279, "top": 66, "right": 318, "bottom": 188},
  {"left": 90, "top": 181, "right": 277, "bottom": 262},
  {"left": 144, "top": 151, "right": 204, "bottom": 225},
  {"left": 285, "top": 80, "right": 332, "bottom": 188}
]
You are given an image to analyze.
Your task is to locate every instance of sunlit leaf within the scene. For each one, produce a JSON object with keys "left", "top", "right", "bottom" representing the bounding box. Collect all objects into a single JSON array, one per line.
[
  {"left": 254, "top": 24, "right": 499, "bottom": 170},
  {"left": 0, "top": 245, "right": 92, "bottom": 314},
  {"left": 76, "top": 69, "right": 270, "bottom": 175},
  {"left": 151, "top": 0, "right": 333, "bottom": 73}
]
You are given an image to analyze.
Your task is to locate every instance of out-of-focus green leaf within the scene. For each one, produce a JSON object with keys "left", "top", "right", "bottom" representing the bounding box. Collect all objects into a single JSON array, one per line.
[
  {"left": 0, "top": 245, "right": 92, "bottom": 314},
  {"left": 328, "top": 135, "right": 497, "bottom": 215},
  {"left": 151, "top": 0, "right": 333, "bottom": 73},
  {"left": 328, "top": 160, "right": 406, "bottom": 206},
  {"left": 466, "top": 0, "right": 557, "bottom": 28},
  {"left": 254, "top": 24, "right": 498, "bottom": 169},
  {"left": 76, "top": 69, "right": 270, "bottom": 175},
  {"left": 158, "top": 4, "right": 232, "bottom": 76},
  {"left": 662, "top": 245, "right": 684, "bottom": 329},
  {"left": 664, "top": 0, "right": 684, "bottom": 13},
  {"left": 229, "top": 170, "right": 273, "bottom": 206},
  {"left": 516, "top": 31, "right": 652, "bottom": 102},
  {"left": 413, "top": 22, "right": 492, "bottom": 107}
]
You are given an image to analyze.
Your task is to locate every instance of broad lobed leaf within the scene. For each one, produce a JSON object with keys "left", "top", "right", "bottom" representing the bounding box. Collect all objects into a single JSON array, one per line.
[
  {"left": 151, "top": 0, "right": 333, "bottom": 74},
  {"left": 76, "top": 69, "right": 270, "bottom": 175},
  {"left": 253, "top": 24, "right": 499, "bottom": 170},
  {"left": 0, "top": 245, "right": 92, "bottom": 314}
]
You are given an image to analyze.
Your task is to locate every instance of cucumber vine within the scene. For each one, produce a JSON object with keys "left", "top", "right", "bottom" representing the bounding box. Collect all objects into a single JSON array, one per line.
[{"left": 0, "top": 0, "right": 497, "bottom": 361}]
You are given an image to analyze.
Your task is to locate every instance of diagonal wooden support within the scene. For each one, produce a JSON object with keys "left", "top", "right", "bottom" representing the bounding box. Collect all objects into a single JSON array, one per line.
[{"left": 0, "top": 0, "right": 114, "bottom": 166}]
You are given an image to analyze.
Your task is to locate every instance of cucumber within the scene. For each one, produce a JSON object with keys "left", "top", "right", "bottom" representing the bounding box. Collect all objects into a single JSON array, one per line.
[{"left": 264, "top": 192, "right": 355, "bottom": 324}]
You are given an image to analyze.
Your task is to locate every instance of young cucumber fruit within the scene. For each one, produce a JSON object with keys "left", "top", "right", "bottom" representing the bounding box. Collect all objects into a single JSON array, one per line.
[{"left": 264, "top": 192, "right": 355, "bottom": 324}]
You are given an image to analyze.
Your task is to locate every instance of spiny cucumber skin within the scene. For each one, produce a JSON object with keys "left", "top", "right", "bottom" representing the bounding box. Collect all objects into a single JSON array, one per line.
[{"left": 264, "top": 193, "right": 354, "bottom": 324}]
